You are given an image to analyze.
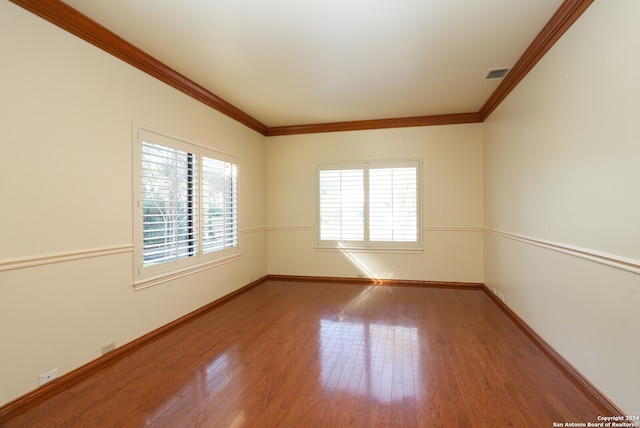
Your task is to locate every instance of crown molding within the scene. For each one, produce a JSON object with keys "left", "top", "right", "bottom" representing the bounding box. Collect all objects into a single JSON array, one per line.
[
  {"left": 266, "top": 112, "right": 483, "bottom": 136},
  {"left": 10, "top": 0, "right": 593, "bottom": 136},
  {"left": 9, "top": 0, "right": 269, "bottom": 136},
  {"left": 479, "top": 0, "right": 594, "bottom": 120}
]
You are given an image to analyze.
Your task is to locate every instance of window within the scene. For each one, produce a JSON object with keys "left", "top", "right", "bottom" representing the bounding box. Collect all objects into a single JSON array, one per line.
[
  {"left": 134, "top": 127, "right": 238, "bottom": 281},
  {"left": 317, "top": 160, "right": 421, "bottom": 249}
]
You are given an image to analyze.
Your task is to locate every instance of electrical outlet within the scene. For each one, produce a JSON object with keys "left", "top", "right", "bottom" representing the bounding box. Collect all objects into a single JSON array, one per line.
[
  {"left": 38, "top": 368, "right": 58, "bottom": 386},
  {"left": 491, "top": 287, "right": 505, "bottom": 301},
  {"left": 101, "top": 342, "right": 116, "bottom": 355}
]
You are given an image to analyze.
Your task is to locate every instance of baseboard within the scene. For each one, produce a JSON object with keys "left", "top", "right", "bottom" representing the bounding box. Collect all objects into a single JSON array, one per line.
[
  {"left": 1, "top": 275, "right": 622, "bottom": 421},
  {"left": 266, "top": 274, "right": 484, "bottom": 289},
  {"left": 481, "top": 285, "right": 625, "bottom": 416},
  {"left": 0, "top": 276, "right": 268, "bottom": 422},
  {"left": 276, "top": 275, "right": 624, "bottom": 416}
]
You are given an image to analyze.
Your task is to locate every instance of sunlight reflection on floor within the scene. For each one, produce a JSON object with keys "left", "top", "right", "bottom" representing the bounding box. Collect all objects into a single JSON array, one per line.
[{"left": 319, "top": 318, "right": 421, "bottom": 404}]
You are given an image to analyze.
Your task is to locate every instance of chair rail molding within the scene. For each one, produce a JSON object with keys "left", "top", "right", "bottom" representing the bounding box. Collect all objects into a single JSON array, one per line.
[
  {"left": 0, "top": 245, "right": 134, "bottom": 272},
  {"left": 485, "top": 228, "right": 640, "bottom": 275}
]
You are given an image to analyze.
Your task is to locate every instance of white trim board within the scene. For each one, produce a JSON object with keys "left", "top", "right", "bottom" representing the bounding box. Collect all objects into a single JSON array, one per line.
[
  {"left": 485, "top": 228, "right": 640, "bottom": 276},
  {"left": 0, "top": 245, "right": 134, "bottom": 272},
  {"left": 3, "top": 228, "right": 635, "bottom": 276}
]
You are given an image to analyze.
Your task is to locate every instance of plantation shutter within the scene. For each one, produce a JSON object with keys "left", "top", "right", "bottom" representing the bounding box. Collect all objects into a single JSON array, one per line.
[
  {"left": 318, "top": 167, "right": 365, "bottom": 242},
  {"left": 135, "top": 127, "right": 240, "bottom": 281},
  {"left": 317, "top": 160, "right": 420, "bottom": 249},
  {"left": 369, "top": 165, "right": 418, "bottom": 242},
  {"left": 140, "top": 140, "right": 198, "bottom": 267},
  {"left": 201, "top": 156, "right": 238, "bottom": 255}
]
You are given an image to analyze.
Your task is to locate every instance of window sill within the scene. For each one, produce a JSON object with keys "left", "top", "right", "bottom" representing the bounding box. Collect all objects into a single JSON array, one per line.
[
  {"left": 315, "top": 246, "right": 423, "bottom": 254},
  {"left": 133, "top": 253, "right": 241, "bottom": 291}
]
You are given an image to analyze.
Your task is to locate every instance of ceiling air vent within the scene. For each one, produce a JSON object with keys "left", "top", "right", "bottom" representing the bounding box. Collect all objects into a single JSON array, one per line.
[{"left": 484, "top": 67, "right": 511, "bottom": 81}]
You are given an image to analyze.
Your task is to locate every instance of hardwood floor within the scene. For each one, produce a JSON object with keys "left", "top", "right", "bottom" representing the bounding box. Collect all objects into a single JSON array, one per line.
[{"left": 4, "top": 280, "right": 611, "bottom": 427}]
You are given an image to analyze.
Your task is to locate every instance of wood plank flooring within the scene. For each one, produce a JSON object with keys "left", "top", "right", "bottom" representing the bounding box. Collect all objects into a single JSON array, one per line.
[{"left": 4, "top": 280, "right": 612, "bottom": 427}]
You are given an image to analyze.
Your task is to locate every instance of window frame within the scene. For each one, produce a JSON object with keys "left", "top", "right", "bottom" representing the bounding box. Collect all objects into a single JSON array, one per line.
[
  {"left": 133, "top": 126, "right": 239, "bottom": 284},
  {"left": 316, "top": 159, "right": 422, "bottom": 251}
]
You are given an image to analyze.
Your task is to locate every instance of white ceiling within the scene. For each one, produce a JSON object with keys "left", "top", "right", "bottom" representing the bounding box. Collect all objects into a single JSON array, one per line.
[{"left": 61, "top": 0, "right": 564, "bottom": 127}]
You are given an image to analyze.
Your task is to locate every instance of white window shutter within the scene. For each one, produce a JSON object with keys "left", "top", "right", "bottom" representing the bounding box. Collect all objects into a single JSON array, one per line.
[
  {"left": 369, "top": 166, "right": 417, "bottom": 242},
  {"left": 317, "top": 160, "right": 421, "bottom": 250},
  {"left": 319, "top": 168, "right": 364, "bottom": 241},
  {"left": 141, "top": 141, "right": 198, "bottom": 266}
]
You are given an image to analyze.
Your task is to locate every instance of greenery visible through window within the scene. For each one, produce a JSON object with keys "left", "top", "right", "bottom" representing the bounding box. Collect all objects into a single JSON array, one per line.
[
  {"left": 134, "top": 127, "right": 238, "bottom": 280},
  {"left": 141, "top": 141, "right": 197, "bottom": 266}
]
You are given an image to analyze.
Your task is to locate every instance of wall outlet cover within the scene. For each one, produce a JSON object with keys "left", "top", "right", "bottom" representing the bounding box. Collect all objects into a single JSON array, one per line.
[
  {"left": 102, "top": 342, "right": 116, "bottom": 355},
  {"left": 38, "top": 368, "right": 58, "bottom": 386}
]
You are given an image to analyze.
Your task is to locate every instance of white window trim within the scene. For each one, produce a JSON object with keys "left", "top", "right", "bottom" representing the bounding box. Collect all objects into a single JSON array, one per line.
[
  {"left": 132, "top": 125, "right": 239, "bottom": 285},
  {"left": 316, "top": 159, "right": 423, "bottom": 251},
  {"left": 133, "top": 253, "right": 241, "bottom": 291}
]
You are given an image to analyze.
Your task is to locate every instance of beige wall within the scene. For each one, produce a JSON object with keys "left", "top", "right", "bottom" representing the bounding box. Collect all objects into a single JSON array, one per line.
[
  {"left": 483, "top": 0, "right": 640, "bottom": 415},
  {"left": 0, "top": 2, "right": 267, "bottom": 406},
  {"left": 266, "top": 124, "right": 484, "bottom": 282},
  {"left": 2, "top": 0, "right": 637, "bottom": 416}
]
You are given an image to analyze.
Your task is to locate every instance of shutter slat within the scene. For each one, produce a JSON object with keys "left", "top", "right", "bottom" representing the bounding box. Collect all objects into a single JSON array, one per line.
[
  {"left": 319, "top": 168, "right": 364, "bottom": 241},
  {"left": 370, "top": 167, "right": 417, "bottom": 242},
  {"left": 319, "top": 163, "right": 418, "bottom": 246},
  {"left": 201, "top": 156, "right": 238, "bottom": 254},
  {"left": 141, "top": 141, "right": 198, "bottom": 267}
]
